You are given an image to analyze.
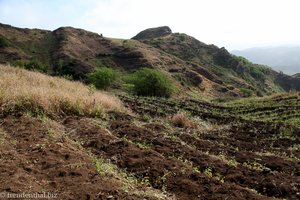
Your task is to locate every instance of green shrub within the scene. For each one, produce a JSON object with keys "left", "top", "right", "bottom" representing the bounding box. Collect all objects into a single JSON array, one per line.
[
  {"left": 13, "top": 59, "right": 48, "bottom": 73},
  {"left": 240, "top": 88, "right": 253, "bottom": 97},
  {"left": 55, "top": 59, "right": 87, "bottom": 79},
  {"left": 0, "top": 36, "right": 10, "bottom": 47},
  {"left": 13, "top": 60, "right": 26, "bottom": 67},
  {"left": 249, "top": 66, "right": 266, "bottom": 81},
  {"left": 88, "top": 67, "right": 117, "bottom": 90},
  {"left": 25, "top": 59, "right": 48, "bottom": 73},
  {"left": 127, "top": 68, "right": 175, "bottom": 97},
  {"left": 122, "top": 83, "right": 135, "bottom": 92}
]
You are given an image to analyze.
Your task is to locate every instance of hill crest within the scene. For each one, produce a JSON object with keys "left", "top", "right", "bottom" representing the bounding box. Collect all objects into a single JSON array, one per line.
[
  {"left": 1, "top": 23, "right": 300, "bottom": 98},
  {"left": 132, "top": 26, "right": 172, "bottom": 40}
]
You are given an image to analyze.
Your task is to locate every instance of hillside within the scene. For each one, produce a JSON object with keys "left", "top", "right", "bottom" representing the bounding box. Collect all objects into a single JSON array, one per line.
[
  {"left": 232, "top": 46, "right": 300, "bottom": 75},
  {"left": 1, "top": 23, "right": 300, "bottom": 98},
  {"left": 293, "top": 73, "right": 300, "bottom": 78},
  {"left": 0, "top": 64, "right": 299, "bottom": 199},
  {"left": 132, "top": 27, "right": 300, "bottom": 96}
]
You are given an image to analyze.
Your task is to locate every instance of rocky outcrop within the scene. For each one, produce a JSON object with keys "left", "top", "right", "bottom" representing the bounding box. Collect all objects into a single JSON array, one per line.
[
  {"left": 113, "top": 48, "right": 152, "bottom": 70},
  {"left": 184, "top": 70, "right": 203, "bottom": 86},
  {"left": 132, "top": 26, "right": 172, "bottom": 40}
]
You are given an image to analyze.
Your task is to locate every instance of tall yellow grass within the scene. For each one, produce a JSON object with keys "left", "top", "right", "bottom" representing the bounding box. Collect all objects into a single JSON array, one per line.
[{"left": 0, "top": 65, "right": 124, "bottom": 117}]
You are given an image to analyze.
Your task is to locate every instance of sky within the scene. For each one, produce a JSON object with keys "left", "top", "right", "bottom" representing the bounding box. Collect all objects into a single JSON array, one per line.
[{"left": 1, "top": 0, "right": 300, "bottom": 50}]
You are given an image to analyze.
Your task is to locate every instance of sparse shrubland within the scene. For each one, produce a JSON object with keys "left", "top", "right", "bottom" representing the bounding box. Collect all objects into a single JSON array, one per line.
[{"left": 0, "top": 64, "right": 124, "bottom": 117}]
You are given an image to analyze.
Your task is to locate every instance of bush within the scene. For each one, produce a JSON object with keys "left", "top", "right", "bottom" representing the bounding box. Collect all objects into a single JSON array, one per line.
[
  {"left": 249, "top": 66, "right": 266, "bottom": 81},
  {"left": 55, "top": 59, "right": 88, "bottom": 80},
  {"left": 13, "top": 60, "right": 26, "bottom": 67},
  {"left": 170, "top": 112, "right": 196, "bottom": 128},
  {"left": 13, "top": 59, "right": 48, "bottom": 73},
  {"left": 0, "top": 36, "right": 10, "bottom": 47},
  {"left": 240, "top": 88, "right": 253, "bottom": 97},
  {"left": 88, "top": 67, "right": 117, "bottom": 90},
  {"left": 25, "top": 59, "right": 48, "bottom": 73},
  {"left": 127, "top": 68, "right": 175, "bottom": 97}
]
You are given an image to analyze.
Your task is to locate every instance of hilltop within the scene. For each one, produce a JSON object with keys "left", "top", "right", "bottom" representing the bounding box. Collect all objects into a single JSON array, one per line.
[
  {"left": 1, "top": 23, "right": 300, "bottom": 98},
  {"left": 0, "top": 64, "right": 299, "bottom": 199}
]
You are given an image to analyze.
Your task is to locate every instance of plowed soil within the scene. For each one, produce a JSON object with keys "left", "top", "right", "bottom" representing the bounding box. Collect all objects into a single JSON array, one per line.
[{"left": 0, "top": 95, "right": 299, "bottom": 200}]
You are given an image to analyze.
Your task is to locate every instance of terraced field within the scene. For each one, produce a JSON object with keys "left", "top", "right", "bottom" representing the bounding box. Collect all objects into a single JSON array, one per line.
[
  {"left": 120, "top": 92, "right": 300, "bottom": 124},
  {"left": 1, "top": 67, "right": 299, "bottom": 200},
  {"left": 115, "top": 93, "right": 300, "bottom": 199}
]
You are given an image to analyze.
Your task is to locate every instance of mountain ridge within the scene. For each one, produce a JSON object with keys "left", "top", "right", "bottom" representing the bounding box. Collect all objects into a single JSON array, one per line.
[{"left": 1, "top": 23, "right": 300, "bottom": 97}]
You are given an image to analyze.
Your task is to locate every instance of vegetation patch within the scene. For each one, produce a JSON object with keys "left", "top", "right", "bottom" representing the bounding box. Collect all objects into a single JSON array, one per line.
[
  {"left": 126, "top": 68, "right": 176, "bottom": 97},
  {"left": 0, "top": 35, "right": 11, "bottom": 47},
  {"left": 13, "top": 59, "right": 48, "bottom": 73},
  {"left": 88, "top": 67, "right": 118, "bottom": 90},
  {"left": 0, "top": 64, "right": 125, "bottom": 118},
  {"left": 170, "top": 112, "right": 196, "bottom": 128}
]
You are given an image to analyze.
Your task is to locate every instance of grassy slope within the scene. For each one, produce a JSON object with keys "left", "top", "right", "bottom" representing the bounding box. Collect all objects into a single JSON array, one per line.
[{"left": 0, "top": 64, "right": 124, "bottom": 117}]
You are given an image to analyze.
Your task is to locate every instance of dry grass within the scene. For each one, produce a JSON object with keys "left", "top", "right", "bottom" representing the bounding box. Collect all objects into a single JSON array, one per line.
[
  {"left": 0, "top": 65, "right": 125, "bottom": 117},
  {"left": 170, "top": 112, "right": 197, "bottom": 128}
]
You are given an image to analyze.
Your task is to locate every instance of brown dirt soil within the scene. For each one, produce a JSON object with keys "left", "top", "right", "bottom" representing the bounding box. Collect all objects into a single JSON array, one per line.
[
  {"left": 62, "top": 117, "right": 287, "bottom": 200},
  {"left": 1, "top": 105, "right": 299, "bottom": 199},
  {"left": 0, "top": 116, "right": 162, "bottom": 200}
]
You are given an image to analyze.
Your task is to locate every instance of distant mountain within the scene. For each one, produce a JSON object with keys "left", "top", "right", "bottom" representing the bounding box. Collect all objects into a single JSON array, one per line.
[
  {"left": 232, "top": 46, "right": 300, "bottom": 75},
  {"left": 1, "top": 23, "right": 300, "bottom": 97},
  {"left": 293, "top": 73, "right": 300, "bottom": 78}
]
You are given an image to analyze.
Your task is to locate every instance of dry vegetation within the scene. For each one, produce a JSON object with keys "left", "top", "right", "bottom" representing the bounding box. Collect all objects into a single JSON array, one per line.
[
  {"left": 170, "top": 112, "right": 196, "bottom": 128},
  {"left": 0, "top": 64, "right": 124, "bottom": 117}
]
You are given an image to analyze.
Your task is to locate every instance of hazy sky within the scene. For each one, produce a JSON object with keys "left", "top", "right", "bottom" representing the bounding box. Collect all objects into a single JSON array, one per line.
[{"left": 1, "top": 0, "right": 300, "bottom": 50}]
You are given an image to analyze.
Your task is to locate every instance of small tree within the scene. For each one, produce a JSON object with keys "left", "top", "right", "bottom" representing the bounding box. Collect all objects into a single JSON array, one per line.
[
  {"left": 88, "top": 67, "right": 117, "bottom": 90},
  {"left": 127, "top": 68, "right": 175, "bottom": 97}
]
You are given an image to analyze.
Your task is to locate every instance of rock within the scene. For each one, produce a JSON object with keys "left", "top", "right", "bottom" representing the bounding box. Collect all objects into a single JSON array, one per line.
[
  {"left": 191, "top": 64, "right": 223, "bottom": 85},
  {"left": 132, "top": 26, "right": 172, "bottom": 40},
  {"left": 184, "top": 70, "right": 203, "bottom": 86}
]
